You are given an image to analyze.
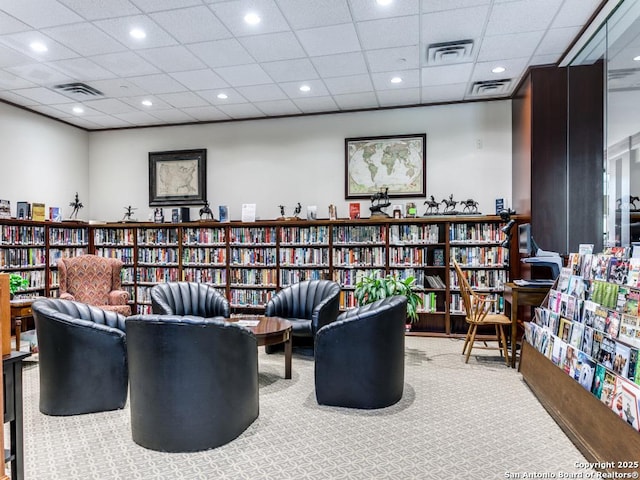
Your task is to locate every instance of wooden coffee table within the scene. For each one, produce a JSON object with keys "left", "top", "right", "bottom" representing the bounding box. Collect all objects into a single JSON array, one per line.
[{"left": 227, "top": 316, "right": 292, "bottom": 379}]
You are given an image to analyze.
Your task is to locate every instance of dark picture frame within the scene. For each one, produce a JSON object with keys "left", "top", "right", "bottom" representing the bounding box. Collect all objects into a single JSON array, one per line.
[
  {"left": 345, "top": 133, "right": 426, "bottom": 199},
  {"left": 149, "top": 149, "right": 207, "bottom": 206}
]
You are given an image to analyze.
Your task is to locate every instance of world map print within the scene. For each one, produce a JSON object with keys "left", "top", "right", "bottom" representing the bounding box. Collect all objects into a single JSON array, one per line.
[{"left": 347, "top": 135, "right": 425, "bottom": 197}]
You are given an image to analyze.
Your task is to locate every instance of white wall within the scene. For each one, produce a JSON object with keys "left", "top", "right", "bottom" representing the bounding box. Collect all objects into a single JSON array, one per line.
[
  {"left": 0, "top": 102, "right": 90, "bottom": 219},
  {"left": 89, "top": 100, "right": 512, "bottom": 222}
]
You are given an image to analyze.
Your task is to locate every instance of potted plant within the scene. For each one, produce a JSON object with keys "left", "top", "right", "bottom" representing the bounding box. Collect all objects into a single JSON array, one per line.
[
  {"left": 354, "top": 271, "right": 423, "bottom": 323},
  {"left": 8, "top": 273, "right": 29, "bottom": 298}
]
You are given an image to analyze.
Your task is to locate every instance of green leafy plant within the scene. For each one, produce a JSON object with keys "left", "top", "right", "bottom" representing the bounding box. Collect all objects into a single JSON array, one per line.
[
  {"left": 8, "top": 273, "right": 29, "bottom": 296},
  {"left": 354, "top": 271, "right": 423, "bottom": 323}
]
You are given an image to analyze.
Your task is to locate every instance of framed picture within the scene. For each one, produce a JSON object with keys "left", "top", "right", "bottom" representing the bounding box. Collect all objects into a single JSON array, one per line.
[
  {"left": 345, "top": 133, "right": 426, "bottom": 199},
  {"left": 149, "top": 149, "right": 207, "bottom": 206}
]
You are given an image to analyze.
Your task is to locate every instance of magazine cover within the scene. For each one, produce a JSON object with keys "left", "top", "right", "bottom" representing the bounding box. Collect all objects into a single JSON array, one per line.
[
  {"left": 613, "top": 341, "right": 631, "bottom": 378},
  {"left": 582, "top": 326, "right": 595, "bottom": 357},
  {"left": 600, "top": 368, "right": 618, "bottom": 406},
  {"left": 569, "top": 322, "right": 584, "bottom": 350},
  {"left": 619, "top": 313, "right": 640, "bottom": 349},
  {"left": 582, "top": 300, "right": 598, "bottom": 327},
  {"left": 611, "top": 377, "right": 640, "bottom": 431},
  {"left": 598, "top": 334, "right": 616, "bottom": 370},
  {"left": 592, "top": 363, "right": 606, "bottom": 398},
  {"left": 575, "top": 351, "right": 596, "bottom": 392},
  {"left": 605, "top": 310, "right": 621, "bottom": 338}
]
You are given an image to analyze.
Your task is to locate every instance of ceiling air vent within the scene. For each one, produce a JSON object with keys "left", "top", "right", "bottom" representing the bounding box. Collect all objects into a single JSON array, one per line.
[
  {"left": 426, "top": 40, "right": 474, "bottom": 65},
  {"left": 469, "top": 79, "right": 512, "bottom": 97},
  {"left": 53, "top": 82, "right": 104, "bottom": 98}
]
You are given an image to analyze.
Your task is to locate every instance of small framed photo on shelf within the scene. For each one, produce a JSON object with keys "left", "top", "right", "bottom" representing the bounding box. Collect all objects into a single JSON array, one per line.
[
  {"left": 149, "top": 149, "right": 207, "bottom": 206},
  {"left": 344, "top": 133, "right": 426, "bottom": 199}
]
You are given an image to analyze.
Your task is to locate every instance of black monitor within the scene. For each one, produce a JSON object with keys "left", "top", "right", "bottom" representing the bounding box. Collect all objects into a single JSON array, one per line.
[{"left": 518, "top": 223, "right": 532, "bottom": 255}]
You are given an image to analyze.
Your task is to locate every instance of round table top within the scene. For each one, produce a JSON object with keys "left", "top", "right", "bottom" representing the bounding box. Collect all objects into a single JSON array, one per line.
[{"left": 226, "top": 315, "right": 292, "bottom": 338}]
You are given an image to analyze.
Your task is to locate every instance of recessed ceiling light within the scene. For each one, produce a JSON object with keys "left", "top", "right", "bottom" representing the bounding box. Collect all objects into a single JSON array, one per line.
[
  {"left": 130, "top": 28, "right": 146, "bottom": 39},
  {"left": 492, "top": 66, "right": 506, "bottom": 73},
  {"left": 217, "top": 93, "right": 228, "bottom": 100},
  {"left": 141, "top": 99, "right": 153, "bottom": 107},
  {"left": 391, "top": 76, "right": 403, "bottom": 84},
  {"left": 377, "top": 0, "right": 393, "bottom": 5},
  {"left": 634, "top": 55, "right": 640, "bottom": 61},
  {"left": 30, "top": 41, "right": 47, "bottom": 53},
  {"left": 299, "top": 85, "right": 311, "bottom": 92},
  {"left": 72, "top": 106, "right": 84, "bottom": 114},
  {"left": 244, "top": 12, "right": 261, "bottom": 25}
]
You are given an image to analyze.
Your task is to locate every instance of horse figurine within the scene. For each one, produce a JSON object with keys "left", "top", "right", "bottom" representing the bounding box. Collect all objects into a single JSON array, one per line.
[
  {"left": 423, "top": 195, "right": 439, "bottom": 215},
  {"left": 370, "top": 188, "right": 391, "bottom": 216},
  {"left": 199, "top": 201, "right": 214, "bottom": 220},
  {"left": 441, "top": 194, "right": 458, "bottom": 213},
  {"left": 460, "top": 199, "right": 480, "bottom": 214},
  {"left": 293, "top": 202, "right": 302, "bottom": 218},
  {"left": 122, "top": 205, "right": 137, "bottom": 222}
]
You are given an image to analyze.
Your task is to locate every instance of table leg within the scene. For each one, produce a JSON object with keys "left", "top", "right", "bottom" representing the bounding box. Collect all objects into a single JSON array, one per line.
[
  {"left": 284, "top": 335, "right": 292, "bottom": 379},
  {"left": 15, "top": 319, "right": 21, "bottom": 352}
]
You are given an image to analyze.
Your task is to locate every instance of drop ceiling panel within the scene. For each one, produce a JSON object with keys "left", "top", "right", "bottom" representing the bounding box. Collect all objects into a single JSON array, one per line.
[
  {"left": 91, "top": 52, "right": 160, "bottom": 77},
  {"left": 235, "top": 84, "right": 287, "bottom": 102},
  {"left": 365, "top": 46, "right": 420, "bottom": 73},
  {"left": 0, "top": 1, "right": 83, "bottom": 29},
  {"left": 421, "top": 82, "right": 469, "bottom": 103},
  {"left": 332, "top": 91, "right": 378, "bottom": 110},
  {"left": 477, "top": 31, "right": 546, "bottom": 62},
  {"left": 196, "top": 88, "right": 248, "bottom": 105},
  {"left": 58, "top": 0, "right": 141, "bottom": 20},
  {"left": 0, "top": 71, "right": 36, "bottom": 90},
  {"left": 254, "top": 99, "right": 301, "bottom": 116},
  {"left": 150, "top": 6, "right": 231, "bottom": 44},
  {"left": 148, "top": 109, "right": 197, "bottom": 123},
  {"left": 324, "top": 74, "right": 374, "bottom": 96},
  {"left": 93, "top": 15, "right": 178, "bottom": 50},
  {"left": 310, "top": 52, "right": 369, "bottom": 78},
  {"left": 127, "top": 74, "right": 190, "bottom": 94},
  {"left": 0, "top": 11, "right": 30, "bottom": 34},
  {"left": 420, "top": 6, "right": 490, "bottom": 48},
  {"left": 551, "top": 0, "right": 603, "bottom": 29},
  {"left": 210, "top": 0, "right": 291, "bottom": 37},
  {"left": 296, "top": 24, "right": 361, "bottom": 56},
  {"left": 113, "top": 110, "right": 164, "bottom": 125},
  {"left": 214, "top": 64, "right": 272, "bottom": 87},
  {"left": 181, "top": 105, "right": 229, "bottom": 121},
  {"left": 371, "top": 69, "right": 420, "bottom": 90},
  {"left": 188, "top": 39, "right": 255, "bottom": 69},
  {"left": 216, "top": 102, "right": 264, "bottom": 118},
  {"left": 377, "top": 87, "right": 421, "bottom": 106},
  {"left": 420, "top": 0, "right": 491, "bottom": 14},
  {"left": 47, "top": 58, "right": 117, "bottom": 82},
  {"left": 81, "top": 98, "right": 139, "bottom": 115},
  {"left": 279, "top": 79, "right": 330, "bottom": 98},
  {"left": 0, "top": 31, "right": 80, "bottom": 62},
  {"left": 277, "top": 0, "right": 352, "bottom": 29},
  {"left": 42, "top": 23, "right": 129, "bottom": 57},
  {"left": 0, "top": 44, "right": 34, "bottom": 69},
  {"left": 260, "top": 59, "right": 319, "bottom": 83},
  {"left": 6, "top": 63, "right": 72, "bottom": 85},
  {"left": 293, "top": 95, "right": 339, "bottom": 112},
  {"left": 169, "top": 69, "right": 229, "bottom": 90},
  {"left": 485, "top": 0, "right": 563, "bottom": 36},
  {"left": 349, "top": 0, "right": 419, "bottom": 21},
  {"left": 357, "top": 17, "right": 420, "bottom": 51},
  {"left": 421, "top": 63, "right": 473, "bottom": 87},
  {"left": 239, "top": 32, "right": 306, "bottom": 62},
  {"left": 10, "top": 87, "right": 73, "bottom": 105},
  {"left": 535, "top": 26, "right": 582, "bottom": 56},
  {"left": 137, "top": 46, "right": 207, "bottom": 73},
  {"left": 154, "top": 92, "right": 207, "bottom": 109}
]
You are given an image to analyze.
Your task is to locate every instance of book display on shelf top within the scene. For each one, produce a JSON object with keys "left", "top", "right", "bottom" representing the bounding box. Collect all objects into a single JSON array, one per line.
[{"left": 0, "top": 215, "right": 515, "bottom": 335}]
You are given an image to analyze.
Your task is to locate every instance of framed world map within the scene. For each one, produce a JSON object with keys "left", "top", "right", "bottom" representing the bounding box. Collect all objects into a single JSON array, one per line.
[{"left": 345, "top": 133, "right": 426, "bottom": 199}]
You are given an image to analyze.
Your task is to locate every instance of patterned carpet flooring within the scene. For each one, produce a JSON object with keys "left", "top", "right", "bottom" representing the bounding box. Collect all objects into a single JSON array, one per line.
[{"left": 15, "top": 337, "right": 592, "bottom": 480}]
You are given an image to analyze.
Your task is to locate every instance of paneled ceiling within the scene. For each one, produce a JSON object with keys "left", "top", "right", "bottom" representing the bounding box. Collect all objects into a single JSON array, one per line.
[{"left": 0, "top": 0, "right": 603, "bottom": 131}]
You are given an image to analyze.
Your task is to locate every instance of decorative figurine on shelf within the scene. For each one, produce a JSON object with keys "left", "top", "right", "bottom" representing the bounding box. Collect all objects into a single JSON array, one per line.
[
  {"left": 293, "top": 202, "right": 302, "bottom": 219},
  {"left": 441, "top": 194, "right": 458, "bottom": 214},
  {"left": 616, "top": 195, "right": 640, "bottom": 211},
  {"left": 460, "top": 199, "right": 480, "bottom": 214},
  {"left": 369, "top": 188, "right": 391, "bottom": 217},
  {"left": 69, "top": 192, "right": 83, "bottom": 219},
  {"left": 423, "top": 195, "right": 440, "bottom": 215},
  {"left": 153, "top": 208, "right": 164, "bottom": 223},
  {"left": 328, "top": 204, "right": 337, "bottom": 221},
  {"left": 199, "top": 201, "right": 215, "bottom": 220},
  {"left": 278, "top": 205, "right": 286, "bottom": 218},
  {"left": 122, "top": 205, "right": 137, "bottom": 222}
]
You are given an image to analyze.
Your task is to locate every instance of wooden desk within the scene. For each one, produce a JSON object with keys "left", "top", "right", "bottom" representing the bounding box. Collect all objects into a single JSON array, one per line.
[
  {"left": 503, "top": 283, "right": 551, "bottom": 368},
  {"left": 10, "top": 299, "right": 35, "bottom": 352},
  {"left": 3, "top": 351, "right": 30, "bottom": 480}
]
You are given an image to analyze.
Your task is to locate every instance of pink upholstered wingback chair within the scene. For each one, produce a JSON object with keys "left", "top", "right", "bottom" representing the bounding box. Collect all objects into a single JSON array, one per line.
[{"left": 58, "top": 255, "right": 131, "bottom": 316}]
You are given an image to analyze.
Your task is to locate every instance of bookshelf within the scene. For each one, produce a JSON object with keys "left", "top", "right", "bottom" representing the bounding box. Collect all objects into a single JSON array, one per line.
[
  {"left": 0, "top": 216, "right": 518, "bottom": 336},
  {"left": 0, "top": 222, "right": 47, "bottom": 296},
  {"left": 520, "top": 250, "right": 640, "bottom": 470}
]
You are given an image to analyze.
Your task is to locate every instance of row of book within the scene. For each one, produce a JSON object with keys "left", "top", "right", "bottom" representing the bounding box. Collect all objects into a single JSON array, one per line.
[
  {"left": 136, "top": 267, "right": 179, "bottom": 283},
  {"left": 0, "top": 248, "right": 46, "bottom": 268},
  {"left": 449, "top": 268, "right": 507, "bottom": 290},
  {"left": 449, "top": 222, "right": 506, "bottom": 243},
  {"left": 229, "top": 248, "right": 277, "bottom": 265},
  {"left": 49, "top": 247, "right": 89, "bottom": 266},
  {"left": 182, "top": 247, "right": 226, "bottom": 265},
  {"left": 332, "top": 225, "right": 386, "bottom": 244},
  {"left": 450, "top": 292, "right": 504, "bottom": 314},
  {"left": 182, "top": 227, "right": 226, "bottom": 245},
  {"left": 280, "top": 269, "right": 329, "bottom": 286},
  {"left": 229, "top": 268, "right": 277, "bottom": 287},
  {"left": 332, "top": 247, "right": 386, "bottom": 266},
  {"left": 450, "top": 246, "right": 508, "bottom": 267},
  {"left": 137, "top": 248, "right": 179, "bottom": 265},
  {"left": 93, "top": 228, "right": 136, "bottom": 246},
  {"left": 229, "top": 227, "right": 277, "bottom": 244},
  {"left": 229, "top": 288, "right": 274, "bottom": 307},
  {"left": 279, "top": 225, "right": 330, "bottom": 244},
  {"left": 94, "top": 247, "right": 135, "bottom": 263},
  {"left": 182, "top": 268, "right": 227, "bottom": 284},
  {"left": 0, "top": 225, "right": 46, "bottom": 244},
  {"left": 279, "top": 247, "right": 329, "bottom": 265},
  {"left": 389, "top": 224, "right": 441, "bottom": 244},
  {"left": 137, "top": 228, "right": 179, "bottom": 245},
  {"left": 49, "top": 227, "right": 87, "bottom": 245}
]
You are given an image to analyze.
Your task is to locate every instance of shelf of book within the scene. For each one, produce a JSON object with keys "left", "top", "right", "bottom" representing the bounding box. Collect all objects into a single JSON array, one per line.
[
  {"left": 0, "top": 216, "right": 518, "bottom": 334},
  {"left": 520, "top": 247, "right": 640, "bottom": 469}
]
